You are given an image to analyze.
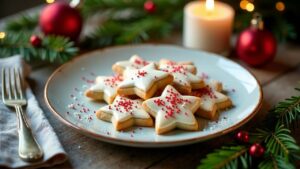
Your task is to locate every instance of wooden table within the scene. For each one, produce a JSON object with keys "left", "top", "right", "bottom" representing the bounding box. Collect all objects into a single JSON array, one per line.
[{"left": 1, "top": 10, "right": 300, "bottom": 169}]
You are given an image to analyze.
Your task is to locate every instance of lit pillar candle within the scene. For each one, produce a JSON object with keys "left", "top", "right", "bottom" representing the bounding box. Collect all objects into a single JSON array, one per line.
[{"left": 183, "top": 0, "right": 234, "bottom": 55}]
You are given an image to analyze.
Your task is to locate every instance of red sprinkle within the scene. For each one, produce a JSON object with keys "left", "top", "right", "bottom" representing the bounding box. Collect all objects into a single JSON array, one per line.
[
  {"left": 134, "top": 58, "right": 148, "bottom": 66},
  {"left": 116, "top": 99, "right": 134, "bottom": 112},
  {"left": 104, "top": 75, "right": 123, "bottom": 87},
  {"left": 191, "top": 86, "right": 217, "bottom": 99},
  {"left": 154, "top": 99, "right": 165, "bottom": 106},
  {"left": 137, "top": 70, "right": 147, "bottom": 77}
]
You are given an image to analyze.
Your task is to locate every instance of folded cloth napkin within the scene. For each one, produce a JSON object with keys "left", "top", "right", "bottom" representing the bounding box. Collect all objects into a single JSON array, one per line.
[{"left": 0, "top": 55, "right": 67, "bottom": 169}]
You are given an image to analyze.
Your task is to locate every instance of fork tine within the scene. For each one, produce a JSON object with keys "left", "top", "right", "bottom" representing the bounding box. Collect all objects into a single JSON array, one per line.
[
  {"left": 1, "top": 68, "right": 8, "bottom": 100},
  {"left": 10, "top": 68, "right": 18, "bottom": 99},
  {"left": 13, "top": 67, "right": 20, "bottom": 99},
  {"left": 6, "top": 68, "right": 14, "bottom": 99},
  {"left": 15, "top": 68, "right": 24, "bottom": 99},
  {"left": 15, "top": 68, "right": 25, "bottom": 99}
]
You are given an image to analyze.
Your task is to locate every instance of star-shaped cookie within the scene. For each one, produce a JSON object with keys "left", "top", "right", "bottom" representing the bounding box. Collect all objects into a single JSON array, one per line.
[
  {"left": 112, "top": 55, "right": 154, "bottom": 75},
  {"left": 117, "top": 63, "right": 173, "bottom": 100},
  {"left": 142, "top": 85, "right": 201, "bottom": 134},
  {"left": 96, "top": 96, "right": 153, "bottom": 131},
  {"left": 191, "top": 80, "right": 232, "bottom": 120},
  {"left": 159, "top": 64, "right": 205, "bottom": 94},
  {"left": 85, "top": 75, "right": 123, "bottom": 104},
  {"left": 159, "top": 59, "right": 196, "bottom": 74}
]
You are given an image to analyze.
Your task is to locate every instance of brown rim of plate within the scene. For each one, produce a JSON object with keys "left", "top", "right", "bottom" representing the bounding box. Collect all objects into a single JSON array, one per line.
[{"left": 44, "top": 44, "right": 263, "bottom": 146}]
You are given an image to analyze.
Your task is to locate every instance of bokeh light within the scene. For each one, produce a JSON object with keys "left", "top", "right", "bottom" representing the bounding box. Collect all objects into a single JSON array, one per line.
[
  {"left": 240, "top": 0, "right": 248, "bottom": 10},
  {"left": 0, "top": 32, "right": 6, "bottom": 39},
  {"left": 276, "top": 1, "right": 285, "bottom": 11},
  {"left": 246, "top": 3, "right": 255, "bottom": 12},
  {"left": 46, "top": 0, "right": 55, "bottom": 4}
]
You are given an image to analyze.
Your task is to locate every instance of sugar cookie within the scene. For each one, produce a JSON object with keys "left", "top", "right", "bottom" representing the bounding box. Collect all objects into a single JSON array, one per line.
[
  {"left": 159, "top": 64, "right": 205, "bottom": 94},
  {"left": 85, "top": 75, "right": 123, "bottom": 104},
  {"left": 96, "top": 96, "right": 153, "bottom": 131},
  {"left": 158, "top": 59, "right": 197, "bottom": 74},
  {"left": 112, "top": 55, "right": 154, "bottom": 75},
  {"left": 117, "top": 63, "right": 173, "bottom": 100},
  {"left": 191, "top": 81, "right": 232, "bottom": 120},
  {"left": 142, "top": 85, "right": 201, "bottom": 134}
]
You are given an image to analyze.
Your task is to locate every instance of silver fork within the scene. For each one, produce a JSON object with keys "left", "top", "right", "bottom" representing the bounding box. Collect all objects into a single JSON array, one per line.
[{"left": 1, "top": 67, "right": 43, "bottom": 162}]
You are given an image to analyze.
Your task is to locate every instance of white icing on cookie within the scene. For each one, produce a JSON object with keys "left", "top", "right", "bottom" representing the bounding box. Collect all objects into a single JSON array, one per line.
[
  {"left": 89, "top": 75, "right": 123, "bottom": 98},
  {"left": 207, "top": 79, "right": 223, "bottom": 92},
  {"left": 192, "top": 83, "right": 229, "bottom": 111},
  {"left": 143, "top": 85, "right": 200, "bottom": 130},
  {"left": 115, "top": 55, "right": 154, "bottom": 70},
  {"left": 118, "top": 63, "right": 171, "bottom": 91},
  {"left": 159, "top": 64, "right": 203, "bottom": 89},
  {"left": 100, "top": 96, "right": 150, "bottom": 122},
  {"left": 159, "top": 59, "right": 195, "bottom": 69}
]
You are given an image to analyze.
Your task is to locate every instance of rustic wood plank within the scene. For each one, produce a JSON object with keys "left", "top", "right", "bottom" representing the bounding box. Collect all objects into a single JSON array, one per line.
[{"left": 147, "top": 65, "right": 300, "bottom": 169}]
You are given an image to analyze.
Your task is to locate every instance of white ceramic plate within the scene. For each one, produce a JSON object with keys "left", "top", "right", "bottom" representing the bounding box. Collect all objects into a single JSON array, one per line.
[{"left": 45, "top": 44, "right": 262, "bottom": 147}]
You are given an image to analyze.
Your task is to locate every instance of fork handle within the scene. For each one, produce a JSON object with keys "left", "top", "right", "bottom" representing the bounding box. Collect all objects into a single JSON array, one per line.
[{"left": 15, "top": 105, "right": 43, "bottom": 162}]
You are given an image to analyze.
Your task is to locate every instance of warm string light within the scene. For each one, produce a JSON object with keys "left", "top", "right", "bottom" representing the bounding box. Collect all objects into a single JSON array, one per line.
[
  {"left": 240, "top": 0, "right": 248, "bottom": 10},
  {"left": 0, "top": 32, "right": 6, "bottom": 39},
  {"left": 46, "top": 0, "right": 55, "bottom": 4},
  {"left": 276, "top": 1, "right": 285, "bottom": 11},
  {"left": 240, "top": 0, "right": 285, "bottom": 12},
  {"left": 239, "top": 0, "right": 255, "bottom": 12},
  {"left": 246, "top": 3, "right": 255, "bottom": 12}
]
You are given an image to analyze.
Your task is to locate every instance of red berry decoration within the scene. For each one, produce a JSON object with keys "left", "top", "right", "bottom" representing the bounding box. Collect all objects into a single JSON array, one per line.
[
  {"left": 249, "top": 143, "right": 265, "bottom": 158},
  {"left": 235, "top": 131, "right": 249, "bottom": 143},
  {"left": 39, "top": 2, "right": 82, "bottom": 41},
  {"left": 144, "top": 1, "right": 156, "bottom": 13},
  {"left": 30, "top": 35, "right": 42, "bottom": 47},
  {"left": 236, "top": 13, "right": 277, "bottom": 67}
]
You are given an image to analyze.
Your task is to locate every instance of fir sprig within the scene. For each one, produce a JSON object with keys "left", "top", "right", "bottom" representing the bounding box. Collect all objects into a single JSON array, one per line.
[
  {"left": 198, "top": 146, "right": 252, "bottom": 169},
  {"left": 4, "top": 14, "right": 39, "bottom": 32},
  {"left": 0, "top": 32, "right": 78, "bottom": 63},
  {"left": 256, "top": 124, "right": 300, "bottom": 159},
  {"left": 198, "top": 87, "right": 300, "bottom": 169},
  {"left": 271, "top": 88, "right": 300, "bottom": 128},
  {"left": 258, "top": 155, "right": 295, "bottom": 169},
  {"left": 81, "top": 17, "right": 172, "bottom": 49}
]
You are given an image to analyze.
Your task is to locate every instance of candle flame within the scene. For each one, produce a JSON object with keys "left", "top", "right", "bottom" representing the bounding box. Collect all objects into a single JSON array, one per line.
[{"left": 206, "top": 0, "right": 214, "bottom": 11}]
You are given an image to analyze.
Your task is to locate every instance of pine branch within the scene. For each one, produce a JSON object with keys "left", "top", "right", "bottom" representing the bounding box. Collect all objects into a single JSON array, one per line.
[
  {"left": 198, "top": 146, "right": 252, "bottom": 169},
  {"left": 0, "top": 32, "right": 78, "bottom": 63},
  {"left": 82, "top": 0, "right": 188, "bottom": 17},
  {"left": 271, "top": 88, "right": 300, "bottom": 128},
  {"left": 256, "top": 124, "right": 300, "bottom": 160},
  {"left": 82, "top": 0, "right": 145, "bottom": 16},
  {"left": 81, "top": 17, "right": 172, "bottom": 49},
  {"left": 258, "top": 154, "right": 295, "bottom": 169},
  {"left": 4, "top": 14, "right": 39, "bottom": 32}
]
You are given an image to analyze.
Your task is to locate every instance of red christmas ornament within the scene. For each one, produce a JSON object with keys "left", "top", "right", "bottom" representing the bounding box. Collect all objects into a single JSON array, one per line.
[
  {"left": 144, "top": 1, "right": 156, "bottom": 13},
  {"left": 236, "top": 13, "right": 277, "bottom": 67},
  {"left": 30, "top": 35, "right": 42, "bottom": 47},
  {"left": 39, "top": 2, "right": 82, "bottom": 41},
  {"left": 249, "top": 143, "right": 265, "bottom": 158},
  {"left": 235, "top": 131, "right": 249, "bottom": 143}
]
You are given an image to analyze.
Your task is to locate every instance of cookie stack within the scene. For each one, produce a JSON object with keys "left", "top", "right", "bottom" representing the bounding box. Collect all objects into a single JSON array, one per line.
[{"left": 85, "top": 55, "right": 232, "bottom": 134}]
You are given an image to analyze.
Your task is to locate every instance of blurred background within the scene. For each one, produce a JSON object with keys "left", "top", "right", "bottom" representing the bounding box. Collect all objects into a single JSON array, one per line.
[
  {"left": 0, "top": 0, "right": 43, "bottom": 18},
  {"left": 1, "top": 0, "right": 299, "bottom": 43}
]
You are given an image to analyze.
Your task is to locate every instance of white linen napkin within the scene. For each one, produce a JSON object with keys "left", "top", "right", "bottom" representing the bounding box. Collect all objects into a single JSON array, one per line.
[{"left": 0, "top": 55, "right": 67, "bottom": 168}]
